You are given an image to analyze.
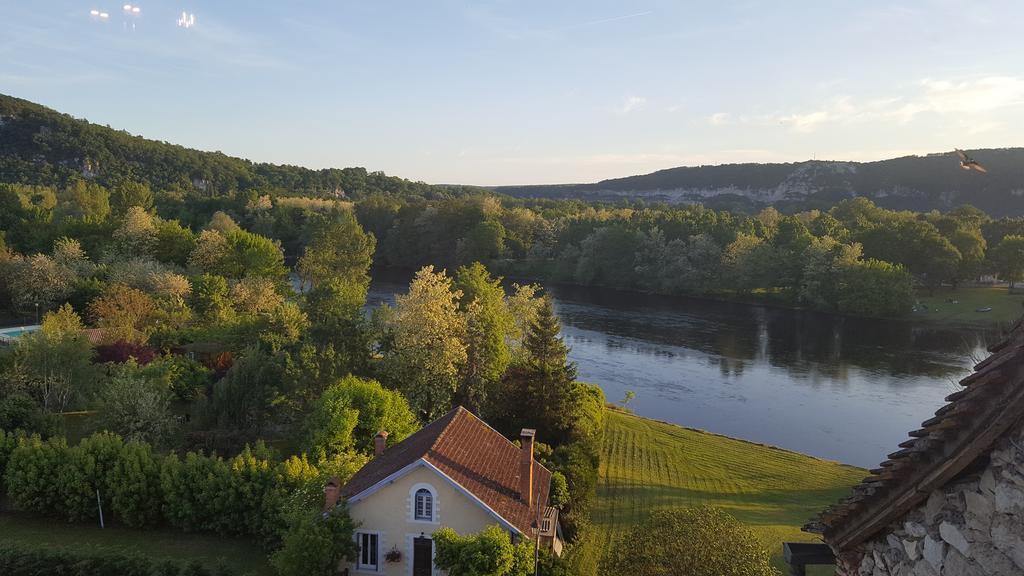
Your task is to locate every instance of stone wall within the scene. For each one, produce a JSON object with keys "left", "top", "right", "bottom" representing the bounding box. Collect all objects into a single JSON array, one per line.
[{"left": 836, "top": 419, "right": 1024, "bottom": 576}]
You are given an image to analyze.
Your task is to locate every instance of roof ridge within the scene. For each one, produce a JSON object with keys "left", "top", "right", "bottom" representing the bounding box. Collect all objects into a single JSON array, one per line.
[
  {"left": 429, "top": 405, "right": 467, "bottom": 451},
  {"left": 431, "top": 406, "right": 553, "bottom": 475}
]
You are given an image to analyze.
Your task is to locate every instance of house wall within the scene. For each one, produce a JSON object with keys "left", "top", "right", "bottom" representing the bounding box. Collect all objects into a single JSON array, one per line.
[
  {"left": 346, "top": 463, "right": 516, "bottom": 576},
  {"left": 835, "top": 419, "right": 1024, "bottom": 576}
]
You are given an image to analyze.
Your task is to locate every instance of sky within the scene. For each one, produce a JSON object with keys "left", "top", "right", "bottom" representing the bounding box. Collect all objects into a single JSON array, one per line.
[{"left": 3, "top": 1, "right": 1024, "bottom": 186}]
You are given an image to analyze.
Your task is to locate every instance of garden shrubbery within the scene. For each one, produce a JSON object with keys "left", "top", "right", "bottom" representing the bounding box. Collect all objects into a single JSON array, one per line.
[{"left": 0, "top": 429, "right": 330, "bottom": 546}]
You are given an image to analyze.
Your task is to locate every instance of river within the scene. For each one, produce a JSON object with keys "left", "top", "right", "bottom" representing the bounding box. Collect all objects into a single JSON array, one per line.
[{"left": 367, "top": 275, "right": 1002, "bottom": 468}]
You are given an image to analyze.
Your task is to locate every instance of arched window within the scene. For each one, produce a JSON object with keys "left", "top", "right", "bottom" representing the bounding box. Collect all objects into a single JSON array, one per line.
[{"left": 414, "top": 488, "right": 433, "bottom": 521}]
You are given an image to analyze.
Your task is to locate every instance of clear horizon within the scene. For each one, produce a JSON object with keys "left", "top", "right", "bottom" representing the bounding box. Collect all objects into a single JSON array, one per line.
[{"left": 4, "top": 1, "right": 1024, "bottom": 185}]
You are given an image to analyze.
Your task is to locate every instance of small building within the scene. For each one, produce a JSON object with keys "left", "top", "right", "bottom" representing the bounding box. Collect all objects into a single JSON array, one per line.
[
  {"left": 800, "top": 319, "right": 1024, "bottom": 575},
  {"left": 329, "top": 406, "right": 561, "bottom": 576}
]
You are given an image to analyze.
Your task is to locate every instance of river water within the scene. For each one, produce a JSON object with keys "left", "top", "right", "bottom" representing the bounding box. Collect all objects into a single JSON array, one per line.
[{"left": 367, "top": 276, "right": 1001, "bottom": 468}]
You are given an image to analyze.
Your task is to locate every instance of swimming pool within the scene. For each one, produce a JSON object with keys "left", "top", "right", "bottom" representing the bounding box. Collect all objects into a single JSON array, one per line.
[{"left": 0, "top": 325, "right": 42, "bottom": 342}]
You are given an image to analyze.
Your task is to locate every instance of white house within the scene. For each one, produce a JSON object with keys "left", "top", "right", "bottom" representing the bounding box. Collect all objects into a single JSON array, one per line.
[{"left": 326, "top": 406, "right": 562, "bottom": 576}]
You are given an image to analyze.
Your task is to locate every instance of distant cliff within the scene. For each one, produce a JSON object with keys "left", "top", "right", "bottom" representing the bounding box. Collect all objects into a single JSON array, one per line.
[{"left": 494, "top": 150, "right": 1024, "bottom": 216}]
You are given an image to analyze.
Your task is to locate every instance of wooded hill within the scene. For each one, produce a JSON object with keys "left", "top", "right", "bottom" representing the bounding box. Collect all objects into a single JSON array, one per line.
[
  {"left": 494, "top": 150, "right": 1024, "bottom": 217},
  {"left": 0, "top": 93, "right": 481, "bottom": 200}
]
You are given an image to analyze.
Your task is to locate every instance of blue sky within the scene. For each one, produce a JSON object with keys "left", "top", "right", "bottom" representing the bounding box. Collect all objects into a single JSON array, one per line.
[{"left": 3, "top": 1, "right": 1024, "bottom": 185}]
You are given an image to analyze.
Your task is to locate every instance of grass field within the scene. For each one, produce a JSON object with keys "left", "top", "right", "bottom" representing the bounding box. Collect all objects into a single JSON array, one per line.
[
  {"left": 912, "top": 286, "right": 1023, "bottom": 326},
  {"left": 593, "top": 408, "right": 865, "bottom": 572},
  {"left": 0, "top": 513, "right": 274, "bottom": 575}
]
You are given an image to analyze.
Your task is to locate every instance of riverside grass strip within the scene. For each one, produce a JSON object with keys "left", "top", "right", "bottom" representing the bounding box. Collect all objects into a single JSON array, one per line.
[{"left": 593, "top": 408, "right": 865, "bottom": 572}]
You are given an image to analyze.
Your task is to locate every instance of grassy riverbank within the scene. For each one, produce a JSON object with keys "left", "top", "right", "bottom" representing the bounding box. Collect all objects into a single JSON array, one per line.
[
  {"left": 593, "top": 408, "right": 865, "bottom": 572},
  {"left": 0, "top": 513, "right": 273, "bottom": 575},
  {"left": 912, "top": 286, "right": 1023, "bottom": 326}
]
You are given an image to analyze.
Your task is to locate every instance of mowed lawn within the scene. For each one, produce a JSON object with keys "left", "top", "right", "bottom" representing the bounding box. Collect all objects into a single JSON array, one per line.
[
  {"left": 0, "top": 513, "right": 274, "bottom": 575},
  {"left": 593, "top": 409, "right": 864, "bottom": 570},
  {"left": 913, "top": 286, "right": 1023, "bottom": 326}
]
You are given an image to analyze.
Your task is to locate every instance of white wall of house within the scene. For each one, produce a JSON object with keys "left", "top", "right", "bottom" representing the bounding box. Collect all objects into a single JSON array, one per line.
[{"left": 346, "top": 463, "right": 517, "bottom": 576}]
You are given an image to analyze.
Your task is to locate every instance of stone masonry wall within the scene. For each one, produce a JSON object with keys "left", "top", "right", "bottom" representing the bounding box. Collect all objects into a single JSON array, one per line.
[{"left": 836, "top": 419, "right": 1024, "bottom": 576}]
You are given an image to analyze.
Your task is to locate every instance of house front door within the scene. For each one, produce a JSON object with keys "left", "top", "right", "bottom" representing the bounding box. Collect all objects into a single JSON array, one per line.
[{"left": 413, "top": 537, "right": 432, "bottom": 576}]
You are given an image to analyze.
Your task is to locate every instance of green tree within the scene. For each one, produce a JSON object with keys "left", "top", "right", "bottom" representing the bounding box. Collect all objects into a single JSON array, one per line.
[
  {"left": 433, "top": 525, "right": 533, "bottom": 576},
  {"left": 300, "top": 279, "right": 372, "bottom": 393},
  {"left": 110, "top": 206, "right": 158, "bottom": 258},
  {"left": 206, "top": 210, "right": 241, "bottom": 233},
  {"left": 209, "top": 349, "right": 283, "bottom": 433},
  {"left": 222, "top": 229, "right": 287, "bottom": 280},
  {"left": 3, "top": 253, "right": 74, "bottom": 315},
  {"left": 378, "top": 266, "right": 467, "bottom": 419},
  {"left": 154, "top": 219, "right": 197, "bottom": 266},
  {"left": 949, "top": 227, "right": 987, "bottom": 287},
  {"left": 57, "top": 180, "right": 110, "bottom": 222},
  {"left": 834, "top": 259, "right": 915, "bottom": 318},
  {"left": 574, "top": 226, "right": 641, "bottom": 289},
  {"left": 721, "top": 233, "right": 772, "bottom": 294},
  {"left": 188, "top": 229, "right": 230, "bottom": 274},
  {"left": 96, "top": 364, "right": 177, "bottom": 445},
  {"left": 87, "top": 284, "right": 155, "bottom": 344},
  {"left": 499, "top": 297, "right": 578, "bottom": 443},
  {"left": 190, "top": 273, "right": 234, "bottom": 323},
  {"left": 989, "top": 235, "right": 1024, "bottom": 289},
  {"left": 458, "top": 220, "right": 507, "bottom": 264},
  {"left": 453, "top": 263, "right": 513, "bottom": 413},
  {"left": 302, "top": 375, "right": 418, "bottom": 459},
  {"left": 15, "top": 304, "right": 96, "bottom": 412},
  {"left": 297, "top": 210, "right": 376, "bottom": 292},
  {"left": 109, "top": 181, "right": 154, "bottom": 215},
  {"left": 270, "top": 505, "right": 358, "bottom": 576},
  {"left": 603, "top": 507, "right": 779, "bottom": 576},
  {"left": 858, "top": 219, "right": 960, "bottom": 291},
  {"left": 504, "top": 283, "right": 544, "bottom": 361}
]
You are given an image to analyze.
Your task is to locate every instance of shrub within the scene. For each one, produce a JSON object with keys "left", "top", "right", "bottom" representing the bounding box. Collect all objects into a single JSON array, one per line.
[
  {"left": 0, "top": 393, "right": 57, "bottom": 435},
  {"left": 60, "top": 432, "right": 127, "bottom": 522},
  {"left": 108, "top": 440, "right": 163, "bottom": 527},
  {"left": 270, "top": 505, "right": 357, "bottom": 576},
  {"left": 96, "top": 367, "right": 177, "bottom": 445},
  {"left": 602, "top": 506, "right": 779, "bottom": 576},
  {"left": 3, "top": 428, "right": 337, "bottom": 545},
  {"left": 433, "top": 524, "right": 533, "bottom": 576},
  {"left": 160, "top": 451, "right": 233, "bottom": 533},
  {"left": 4, "top": 435, "right": 69, "bottom": 515},
  {"left": 0, "top": 429, "right": 31, "bottom": 487},
  {"left": 138, "top": 354, "right": 212, "bottom": 402},
  {"left": 549, "top": 441, "right": 599, "bottom": 542},
  {"left": 549, "top": 471, "right": 569, "bottom": 509}
]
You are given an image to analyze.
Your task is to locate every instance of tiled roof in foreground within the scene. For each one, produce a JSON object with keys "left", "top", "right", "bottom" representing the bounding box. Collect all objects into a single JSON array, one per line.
[
  {"left": 807, "top": 317, "right": 1024, "bottom": 550},
  {"left": 341, "top": 406, "right": 552, "bottom": 537}
]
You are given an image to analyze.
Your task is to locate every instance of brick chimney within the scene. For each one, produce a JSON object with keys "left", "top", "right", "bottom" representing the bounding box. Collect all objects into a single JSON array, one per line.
[
  {"left": 374, "top": 430, "right": 389, "bottom": 457},
  {"left": 520, "top": 429, "right": 536, "bottom": 507},
  {"left": 323, "top": 476, "right": 341, "bottom": 512}
]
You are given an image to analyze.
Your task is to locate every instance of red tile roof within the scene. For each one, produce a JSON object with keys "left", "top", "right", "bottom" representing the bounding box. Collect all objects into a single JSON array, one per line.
[
  {"left": 341, "top": 406, "right": 552, "bottom": 536},
  {"left": 808, "top": 318, "right": 1024, "bottom": 550}
]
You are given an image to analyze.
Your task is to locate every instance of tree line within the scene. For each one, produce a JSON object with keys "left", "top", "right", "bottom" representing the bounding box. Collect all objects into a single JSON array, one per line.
[
  {"left": 0, "top": 187, "right": 605, "bottom": 574},
  {"left": 361, "top": 195, "right": 1024, "bottom": 317}
]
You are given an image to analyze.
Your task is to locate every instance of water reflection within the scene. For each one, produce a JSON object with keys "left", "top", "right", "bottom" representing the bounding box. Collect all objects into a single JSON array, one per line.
[{"left": 367, "top": 275, "right": 1000, "bottom": 467}]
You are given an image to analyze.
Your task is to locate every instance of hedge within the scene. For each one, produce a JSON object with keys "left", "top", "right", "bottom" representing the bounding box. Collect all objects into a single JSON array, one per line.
[
  {"left": 1, "top": 429, "right": 324, "bottom": 545},
  {"left": 0, "top": 544, "right": 241, "bottom": 576}
]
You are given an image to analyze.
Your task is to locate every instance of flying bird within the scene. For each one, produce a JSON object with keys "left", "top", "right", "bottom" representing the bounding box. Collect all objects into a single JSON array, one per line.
[{"left": 955, "top": 149, "right": 987, "bottom": 173}]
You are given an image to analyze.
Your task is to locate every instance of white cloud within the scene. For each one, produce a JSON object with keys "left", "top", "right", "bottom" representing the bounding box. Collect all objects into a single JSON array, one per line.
[
  {"left": 619, "top": 95, "right": 647, "bottom": 114},
  {"left": 708, "top": 112, "right": 732, "bottom": 125},
  {"left": 718, "top": 76, "right": 1024, "bottom": 134}
]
